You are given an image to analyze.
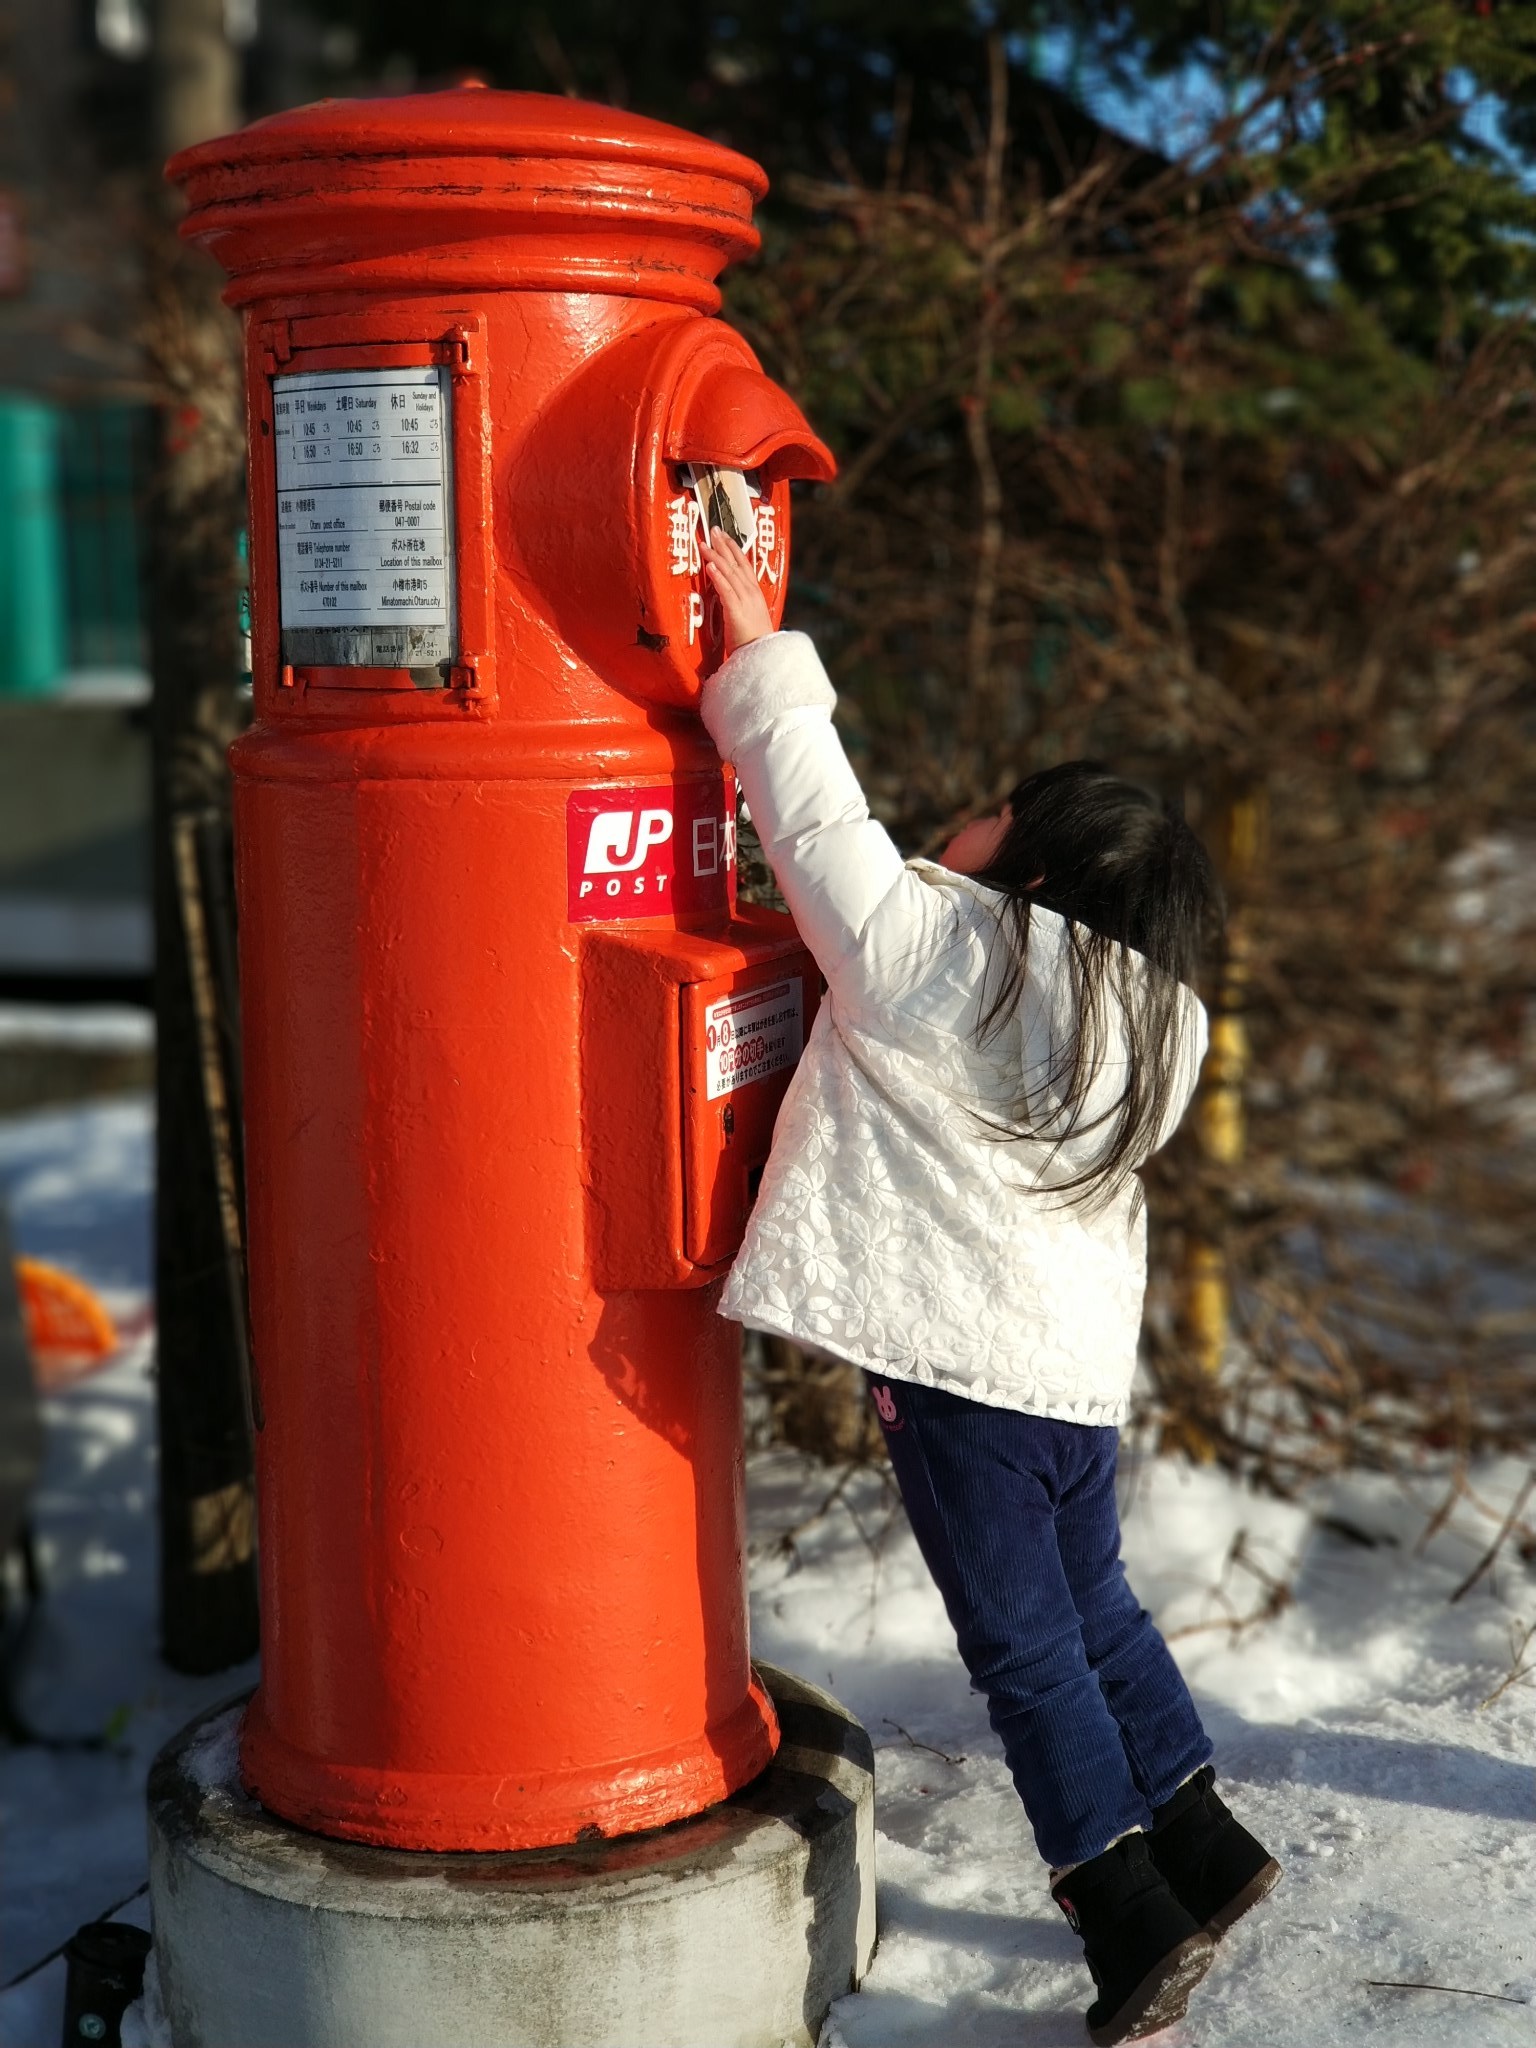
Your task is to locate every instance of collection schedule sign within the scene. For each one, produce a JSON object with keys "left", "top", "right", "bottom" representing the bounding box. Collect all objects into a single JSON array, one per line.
[{"left": 273, "top": 365, "right": 456, "bottom": 669}]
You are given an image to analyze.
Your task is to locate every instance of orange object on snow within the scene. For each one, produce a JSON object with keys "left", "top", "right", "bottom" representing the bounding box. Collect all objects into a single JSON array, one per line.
[{"left": 15, "top": 1257, "right": 119, "bottom": 1386}]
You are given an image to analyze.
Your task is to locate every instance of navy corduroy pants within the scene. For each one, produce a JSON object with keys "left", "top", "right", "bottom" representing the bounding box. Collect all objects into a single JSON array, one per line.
[{"left": 866, "top": 1372, "right": 1212, "bottom": 1870}]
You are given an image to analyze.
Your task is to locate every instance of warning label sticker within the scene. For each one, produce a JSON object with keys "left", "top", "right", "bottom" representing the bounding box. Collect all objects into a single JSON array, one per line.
[
  {"left": 273, "top": 365, "right": 454, "bottom": 666},
  {"left": 703, "top": 981, "right": 804, "bottom": 1100}
]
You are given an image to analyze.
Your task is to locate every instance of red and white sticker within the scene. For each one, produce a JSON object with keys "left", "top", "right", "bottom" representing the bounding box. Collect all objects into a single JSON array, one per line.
[
  {"left": 567, "top": 777, "right": 736, "bottom": 923},
  {"left": 703, "top": 980, "right": 804, "bottom": 1100}
]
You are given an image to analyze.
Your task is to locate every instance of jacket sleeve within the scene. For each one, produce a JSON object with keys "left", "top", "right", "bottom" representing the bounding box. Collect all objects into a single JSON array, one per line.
[{"left": 699, "top": 631, "right": 956, "bottom": 1011}]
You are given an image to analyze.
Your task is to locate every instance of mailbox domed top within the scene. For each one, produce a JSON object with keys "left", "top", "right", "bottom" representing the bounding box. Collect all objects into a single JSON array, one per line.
[
  {"left": 172, "top": 85, "right": 768, "bottom": 190},
  {"left": 168, "top": 85, "right": 770, "bottom": 313}
]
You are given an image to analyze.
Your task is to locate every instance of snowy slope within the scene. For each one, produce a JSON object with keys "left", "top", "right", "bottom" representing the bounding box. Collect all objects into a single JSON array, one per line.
[
  {"left": 1, "top": 1094, "right": 1532, "bottom": 2047},
  {"left": 750, "top": 1450, "right": 1536, "bottom": 2046}
]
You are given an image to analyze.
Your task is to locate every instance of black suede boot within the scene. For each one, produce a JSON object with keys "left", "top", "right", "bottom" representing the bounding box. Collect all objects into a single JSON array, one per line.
[
  {"left": 1148, "top": 1766, "right": 1283, "bottom": 1937},
  {"left": 1051, "top": 1831, "right": 1216, "bottom": 2045}
]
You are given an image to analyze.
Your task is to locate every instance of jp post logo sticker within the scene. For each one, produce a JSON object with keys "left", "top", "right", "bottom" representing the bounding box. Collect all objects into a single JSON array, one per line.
[{"left": 566, "top": 778, "right": 736, "bottom": 923}]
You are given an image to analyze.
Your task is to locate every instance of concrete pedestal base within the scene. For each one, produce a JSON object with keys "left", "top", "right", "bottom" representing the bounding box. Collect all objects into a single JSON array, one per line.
[{"left": 146, "top": 1666, "right": 876, "bottom": 2048}]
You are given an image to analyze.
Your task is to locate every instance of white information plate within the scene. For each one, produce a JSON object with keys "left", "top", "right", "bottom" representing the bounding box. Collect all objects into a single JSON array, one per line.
[
  {"left": 273, "top": 365, "right": 455, "bottom": 669},
  {"left": 703, "top": 980, "right": 805, "bottom": 1101}
]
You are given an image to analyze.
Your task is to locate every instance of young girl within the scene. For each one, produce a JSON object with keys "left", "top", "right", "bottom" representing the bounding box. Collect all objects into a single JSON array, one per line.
[{"left": 699, "top": 530, "right": 1281, "bottom": 2047}]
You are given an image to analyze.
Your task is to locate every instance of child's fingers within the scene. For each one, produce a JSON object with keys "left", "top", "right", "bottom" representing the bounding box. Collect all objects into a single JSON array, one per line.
[
  {"left": 706, "top": 559, "right": 755, "bottom": 613},
  {"left": 700, "top": 542, "right": 736, "bottom": 591},
  {"left": 701, "top": 531, "right": 773, "bottom": 656},
  {"left": 704, "top": 547, "right": 750, "bottom": 604},
  {"left": 707, "top": 526, "right": 753, "bottom": 579}
]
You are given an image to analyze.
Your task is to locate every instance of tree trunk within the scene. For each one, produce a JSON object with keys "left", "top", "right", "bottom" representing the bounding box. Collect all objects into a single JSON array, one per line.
[{"left": 148, "top": 0, "right": 256, "bottom": 1673}]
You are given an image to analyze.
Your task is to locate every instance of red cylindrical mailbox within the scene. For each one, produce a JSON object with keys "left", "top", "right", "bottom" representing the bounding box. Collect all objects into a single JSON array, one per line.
[{"left": 168, "top": 88, "right": 835, "bottom": 1851}]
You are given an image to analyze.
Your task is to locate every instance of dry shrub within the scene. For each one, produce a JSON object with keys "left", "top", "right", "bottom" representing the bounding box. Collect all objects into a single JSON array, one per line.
[{"left": 728, "top": 34, "right": 1536, "bottom": 1480}]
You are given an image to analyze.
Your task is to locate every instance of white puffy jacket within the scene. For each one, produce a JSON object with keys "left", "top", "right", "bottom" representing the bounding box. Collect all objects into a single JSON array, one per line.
[{"left": 699, "top": 630, "right": 1209, "bottom": 1425}]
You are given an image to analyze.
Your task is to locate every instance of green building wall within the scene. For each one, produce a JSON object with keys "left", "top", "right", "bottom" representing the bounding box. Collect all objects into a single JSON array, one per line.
[{"left": 0, "top": 396, "right": 68, "bottom": 696}]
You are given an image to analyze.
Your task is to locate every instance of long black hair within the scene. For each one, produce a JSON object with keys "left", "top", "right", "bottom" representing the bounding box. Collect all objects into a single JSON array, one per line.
[{"left": 967, "top": 760, "right": 1224, "bottom": 1210}]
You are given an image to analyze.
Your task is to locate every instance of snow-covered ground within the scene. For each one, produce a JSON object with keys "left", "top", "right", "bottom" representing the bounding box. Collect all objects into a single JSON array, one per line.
[{"left": 1, "top": 1092, "right": 1532, "bottom": 2047}]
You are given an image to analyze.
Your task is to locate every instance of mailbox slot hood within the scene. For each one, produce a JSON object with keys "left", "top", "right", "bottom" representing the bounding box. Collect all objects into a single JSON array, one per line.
[{"left": 667, "top": 361, "right": 836, "bottom": 485}]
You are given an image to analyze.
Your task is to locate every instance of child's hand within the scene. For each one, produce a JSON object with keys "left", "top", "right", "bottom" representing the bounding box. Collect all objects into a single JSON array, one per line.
[{"left": 702, "top": 527, "right": 774, "bottom": 656}]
